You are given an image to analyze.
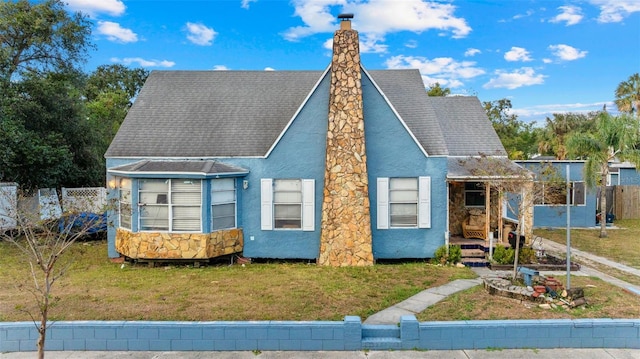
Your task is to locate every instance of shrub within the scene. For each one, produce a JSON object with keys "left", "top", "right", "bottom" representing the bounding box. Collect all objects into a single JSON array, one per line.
[
  {"left": 492, "top": 245, "right": 515, "bottom": 265},
  {"left": 518, "top": 247, "right": 536, "bottom": 264},
  {"left": 432, "top": 244, "right": 462, "bottom": 265}
]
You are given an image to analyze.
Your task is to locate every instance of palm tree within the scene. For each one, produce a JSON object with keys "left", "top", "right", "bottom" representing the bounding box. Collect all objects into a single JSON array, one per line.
[
  {"left": 567, "top": 112, "right": 640, "bottom": 237},
  {"left": 615, "top": 73, "right": 640, "bottom": 116}
]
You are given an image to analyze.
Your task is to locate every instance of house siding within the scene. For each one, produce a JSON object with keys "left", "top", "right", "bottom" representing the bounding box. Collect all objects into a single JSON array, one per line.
[
  {"left": 517, "top": 161, "right": 597, "bottom": 228},
  {"left": 362, "top": 74, "right": 447, "bottom": 259},
  {"left": 619, "top": 168, "right": 640, "bottom": 185}
]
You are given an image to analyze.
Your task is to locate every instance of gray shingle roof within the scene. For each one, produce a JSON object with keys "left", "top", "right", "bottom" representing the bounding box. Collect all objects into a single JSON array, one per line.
[
  {"left": 105, "top": 68, "right": 503, "bottom": 159},
  {"left": 105, "top": 70, "right": 324, "bottom": 158},
  {"left": 110, "top": 160, "right": 248, "bottom": 176},
  {"left": 366, "top": 69, "right": 449, "bottom": 156},
  {"left": 429, "top": 96, "right": 506, "bottom": 157}
]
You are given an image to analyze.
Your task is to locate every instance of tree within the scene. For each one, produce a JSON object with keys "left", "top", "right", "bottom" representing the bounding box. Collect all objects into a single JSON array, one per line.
[
  {"left": 427, "top": 82, "right": 451, "bottom": 96},
  {"left": 614, "top": 73, "right": 640, "bottom": 116},
  {"left": 0, "top": 189, "right": 106, "bottom": 359},
  {"left": 483, "top": 99, "right": 539, "bottom": 159},
  {"left": 567, "top": 112, "right": 640, "bottom": 238},
  {"left": 0, "top": 0, "right": 93, "bottom": 82},
  {"left": 85, "top": 64, "right": 149, "bottom": 105},
  {"left": 538, "top": 112, "right": 597, "bottom": 160},
  {"left": 1, "top": 70, "right": 103, "bottom": 188},
  {"left": 84, "top": 65, "right": 149, "bottom": 174}
]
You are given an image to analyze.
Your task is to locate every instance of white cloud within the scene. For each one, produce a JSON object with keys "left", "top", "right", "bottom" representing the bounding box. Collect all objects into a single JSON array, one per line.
[
  {"left": 97, "top": 21, "right": 138, "bottom": 43},
  {"left": 241, "top": 0, "right": 258, "bottom": 9},
  {"left": 550, "top": 5, "right": 583, "bottom": 26},
  {"left": 283, "top": 0, "right": 471, "bottom": 41},
  {"left": 323, "top": 35, "right": 388, "bottom": 54},
  {"left": 548, "top": 44, "right": 587, "bottom": 61},
  {"left": 111, "top": 57, "right": 175, "bottom": 68},
  {"left": 483, "top": 67, "right": 546, "bottom": 90},
  {"left": 404, "top": 40, "right": 418, "bottom": 49},
  {"left": 464, "top": 48, "right": 481, "bottom": 57},
  {"left": 513, "top": 101, "right": 614, "bottom": 123},
  {"left": 504, "top": 47, "right": 532, "bottom": 62},
  {"left": 589, "top": 0, "right": 640, "bottom": 23},
  {"left": 385, "top": 55, "right": 485, "bottom": 89},
  {"left": 186, "top": 22, "right": 217, "bottom": 46},
  {"left": 264, "top": 67, "right": 276, "bottom": 71},
  {"left": 65, "top": 0, "right": 125, "bottom": 17},
  {"left": 542, "top": 58, "right": 553, "bottom": 64},
  {"left": 213, "top": 65, "right": 230, "bottom": 70}
]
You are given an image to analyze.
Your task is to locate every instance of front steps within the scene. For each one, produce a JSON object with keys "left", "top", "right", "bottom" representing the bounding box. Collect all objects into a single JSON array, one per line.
[
  {"left": 361, "top": 325, "right": 401, "bottom": 349},
  {"left": 453, "top": 238, "right": 511, "bottom": 268}
]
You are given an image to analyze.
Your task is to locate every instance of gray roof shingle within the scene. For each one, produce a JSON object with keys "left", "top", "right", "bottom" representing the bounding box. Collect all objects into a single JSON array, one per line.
[{"left": 105, "top": 68, "right": 504, "bottom": 159}]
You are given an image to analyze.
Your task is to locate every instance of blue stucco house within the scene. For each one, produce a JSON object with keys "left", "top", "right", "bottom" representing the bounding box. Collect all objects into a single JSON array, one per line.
[
  {"left": 105, "top": 17, "right": 522, "bottom": 266},
  {"left": 515, "top": 160, "right": 597, "bottom": 228}
]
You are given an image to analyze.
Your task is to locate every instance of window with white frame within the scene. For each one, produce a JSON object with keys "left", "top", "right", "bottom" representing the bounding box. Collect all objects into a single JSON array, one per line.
[
  {"left": 377, "top": 177, "right": 431, "bottom": 229},
  {"left": 464, "top": 182, "right": 485, "bottom": 207},
  {"left": 260, "top": 178, "right": 314, "bottom": 231},
  {"left": 118, "top": 177, "right": 132, "bottom": 230},
  {"left": 212, "top": 178, "right": 236, "bottom": 230},
  {"left": 534, "top": 181, "right": 585, "bottom": 205},
  {"left": 139, "top": 179, "right": 202, "bottom": 231}
]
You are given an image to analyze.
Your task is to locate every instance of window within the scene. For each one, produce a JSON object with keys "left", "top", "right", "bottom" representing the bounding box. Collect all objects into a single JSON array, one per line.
[
  {"left": 274, "top": 179, "right": 302, "bottom": 229},
  {"left": 118, "top": 177, "right": 132, "bottom": 229},
  {"left": 139, "top": 179, "right": 201, "bottom": 231},
  {"left": 377, "top": 177, "right": 431, "bottom": 229},
  {"left": 260, "top": 178, "right": 314, "bottom": 231},
  {"left": 212, "top": 178, "right": 236, "bottom": 230},
  {"left": 535, "top": 181, "right": 585, "bottom": 206},
  {"left": 465, "top": 182, "right": 485, "bottom": 207},
  {"left": 389, "top": 178, "right": 418, "bottom": 227}
]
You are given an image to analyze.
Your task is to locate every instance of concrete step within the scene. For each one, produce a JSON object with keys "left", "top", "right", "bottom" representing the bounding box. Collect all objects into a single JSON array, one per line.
[
  {"left": 462, "top": 257, "right": 489, "bottom": 268},
  {"left": 362, "top": 325, "right": 400, "bottom": 338},
  {"left": 361, "top": 337, "right": 402, "bottom": 349},
  {"left": 461, "top": 248, "right": 485, "bottom": 258}
]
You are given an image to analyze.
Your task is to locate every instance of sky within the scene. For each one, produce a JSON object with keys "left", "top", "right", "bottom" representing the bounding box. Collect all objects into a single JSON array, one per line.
[{"left": 66, "top": 0, "right": 640, "bottom": 125}]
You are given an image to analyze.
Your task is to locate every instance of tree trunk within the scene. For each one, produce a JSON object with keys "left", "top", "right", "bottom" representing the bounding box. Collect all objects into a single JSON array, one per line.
[
  {"left": 37, "top": 293, "right": 48, "bottom": 359},
  {"left": 599, "top": 174, "right": 608, "bottom": 238}
]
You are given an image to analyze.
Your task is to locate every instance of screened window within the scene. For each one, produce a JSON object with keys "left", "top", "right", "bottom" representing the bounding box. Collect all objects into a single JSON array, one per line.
[
  {"left": 139, "top": 179, "right": 201, "bottom": 231},
  {"left": 377, "top": 177, "right": 431, "bottom": 230},
  {"left": 389, "top": 178, "right": 418, "bottom": 227},
  {"left": 465, "top": 182, "right": 485, "bottom": 207},
  {"left": 118, "top": 177, "right": 132, "bottom": 229},
  {"left": 212, "top": 178, "right": 236, "bottom": 230},
  {"left": 274, "top": 179, "right": 302, "bottom": 229}
]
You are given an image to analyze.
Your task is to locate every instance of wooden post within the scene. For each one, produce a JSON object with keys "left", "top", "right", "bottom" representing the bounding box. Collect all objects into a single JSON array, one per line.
[{"left": 485, "top": 182, "right": 490, "bottom": 243}]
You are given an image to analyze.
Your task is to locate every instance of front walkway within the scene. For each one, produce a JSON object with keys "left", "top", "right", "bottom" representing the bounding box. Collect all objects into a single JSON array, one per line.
[{"left": 364, "top": 237, "right": 640, "bottom": 325}]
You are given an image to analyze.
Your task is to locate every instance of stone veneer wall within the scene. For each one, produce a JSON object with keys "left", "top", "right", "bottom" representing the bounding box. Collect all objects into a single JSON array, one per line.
[
  {"left": 318, "top": 21, "right": 373, "bottom": 267},
  {"left": 115, "top": 228, "right": 243, "bottom": 260}
]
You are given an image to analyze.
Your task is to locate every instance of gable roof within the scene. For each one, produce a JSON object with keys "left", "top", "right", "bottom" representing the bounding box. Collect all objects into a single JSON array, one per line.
[
  {"left": 105, "top": 69, "right": 504, "bottom": 159},
  {"left": 429, "top": 96, "right": 506, "bottom": 157}
]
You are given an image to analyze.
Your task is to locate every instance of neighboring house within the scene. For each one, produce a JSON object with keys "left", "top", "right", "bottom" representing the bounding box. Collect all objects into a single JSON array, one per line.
[
  {"left": 609, "top": 161, "right": 640, "bottom": 186},
  {"left": 105, "top": 16, "right": 530, "bottom": 266},
  {"left": 515, "top": 160, "right": 597, "bottom": 228}
]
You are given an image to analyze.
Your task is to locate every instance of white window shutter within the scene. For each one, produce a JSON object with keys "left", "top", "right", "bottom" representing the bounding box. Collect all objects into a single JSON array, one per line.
[
  {"left": 302, "top": 179, "right": 315, "bottom": 231},
  {"left": 260, "top": 178, "right": 273, "bottom": 230},
  {"left": 418, "top": 176, "right": 431, "bottom": 228},
  {"left": 377, "top": 177, "right": 389, "bottom": 229}
]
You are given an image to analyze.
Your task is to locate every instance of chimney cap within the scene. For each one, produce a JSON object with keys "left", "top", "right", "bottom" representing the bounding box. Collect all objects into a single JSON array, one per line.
[{"left": 338, "top": 13, "right": 354, "bottom": 20}]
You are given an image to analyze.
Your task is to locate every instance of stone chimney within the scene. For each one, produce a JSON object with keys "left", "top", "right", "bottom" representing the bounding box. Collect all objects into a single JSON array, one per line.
[{"left": 318, "top": 14, "right": 374, "bottom": 266}]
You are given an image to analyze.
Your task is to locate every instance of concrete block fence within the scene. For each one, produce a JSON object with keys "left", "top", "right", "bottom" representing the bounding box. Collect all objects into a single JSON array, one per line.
[{"left": 1, "top": 316, "right": 639, "bottom": 353}]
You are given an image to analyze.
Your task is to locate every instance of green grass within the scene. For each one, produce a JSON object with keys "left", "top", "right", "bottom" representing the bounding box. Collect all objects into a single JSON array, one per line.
[
  {"left": 534, "top": 219, "right": 640, "bottom": 269},
  {"left": 0, "top": 240, "right": 476, "bottom": 322}
]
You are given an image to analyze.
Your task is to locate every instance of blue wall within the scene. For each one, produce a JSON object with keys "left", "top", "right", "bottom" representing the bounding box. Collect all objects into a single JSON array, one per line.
[
  {"left": 619, "top": 167, "right": 640, "bottom": 185},
  {"left": 362, "top": 74, "right": 447, "bottom": 258},
  {"left": 516, "top": 161, "right": 597, "bottom": 228},
  {"left": 2, "top": 316, "right": 638, "bottom": 352},
  {"left": 106, "top": 70, "right": 447, "bottom": 260}
]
